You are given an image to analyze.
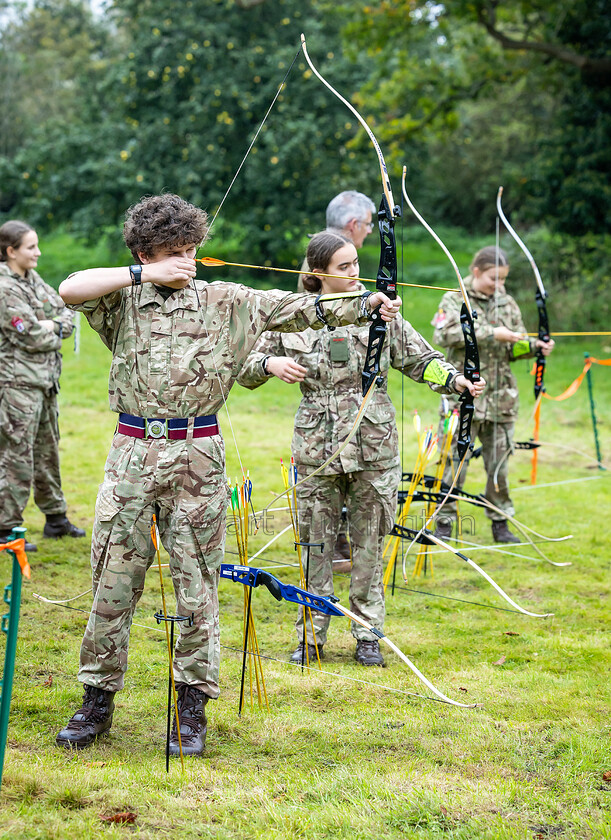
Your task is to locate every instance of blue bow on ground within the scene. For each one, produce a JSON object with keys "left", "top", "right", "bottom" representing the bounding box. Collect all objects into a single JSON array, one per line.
[{"left": 220, "top": 564, "right": 345, "bottom": 617}]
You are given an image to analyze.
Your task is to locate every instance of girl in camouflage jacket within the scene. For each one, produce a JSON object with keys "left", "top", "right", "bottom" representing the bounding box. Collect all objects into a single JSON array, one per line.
[
  {"left": 431, "top": 246, "right": 555, "bottom": 544},
  {"left": 238, "top": 231, "right": 483, "bottom": 667},
  {"left": 0, "top": 220, "right": 84, "bottom": 551}
]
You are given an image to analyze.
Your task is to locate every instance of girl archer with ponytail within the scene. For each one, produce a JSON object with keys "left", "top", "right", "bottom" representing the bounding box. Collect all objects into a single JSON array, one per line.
[
  {"left": 239, "top": 230, "right": 482, "bottom": 667},
  {"left": 432, "top": 245, "right": 555, "bottom": 543}
]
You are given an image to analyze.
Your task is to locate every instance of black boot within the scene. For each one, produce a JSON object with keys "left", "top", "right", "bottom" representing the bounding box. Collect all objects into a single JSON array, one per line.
[
  {"left": 43, "top": 515, "right": 86, "bottom": 539},
  {"left": 434, "top": 519, "right": 453, "bottom": 540},
  {"left": 0, "top": 530, "right": 37, "bottom": 553},
  {"left": 289, "top": 642, "right": 324, "bottom": 665},
  {"left": 355, "top": 640, "right": 385, "bottom": 667},
  {"left": 491, "top": 521, "right": 521, "bottom": 544},
  {"left": 169, "top": 683, "right": 208, "bottom": 757},
  {"left": 56, "top": 684, "right": 115, "bottom": 749}
]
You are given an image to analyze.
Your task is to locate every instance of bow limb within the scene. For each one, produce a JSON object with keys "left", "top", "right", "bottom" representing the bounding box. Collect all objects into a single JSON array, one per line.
[
  {"left": 334, "top": 601, "right": 476, "bottom": 708},
  {"left": 427, "top": 532, "right": 554, "bottom": 618},
  {"left": 399, "top": 471, "right": 571, "bottom": 567},
  {"left": 397, "top": 528, "right": 554, "bottom": 618},
  {"left": 436, "top": 494, "right": 572, "bottom": 567},
  {"left": 401, "top": 471, "right": 572, "bottom": 544},
  {"left": 496, "top": 187, "right": 550, "bottom": 485},
  {"left": 401, "top": 168, "right": 480, "bottom": 462},
  {"left": 300, "top": 35, "right": 395, "bottom": 213},
  {"left": 300, "top": 33, "right": 400, "bottom": 396},
  {"left": 397, "top": 171, "right": 480, "bottom": 551},
  {"left": 260, "top": 37, "right": 400, "bottom": 514},
  {"left": 496, "top": 187, "right": 550, "bottom": 400}
]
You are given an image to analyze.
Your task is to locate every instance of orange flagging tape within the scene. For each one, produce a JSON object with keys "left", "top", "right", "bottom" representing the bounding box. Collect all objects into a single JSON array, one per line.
[
  {"left": 0, "top": 539, "right": 31, "bottom": 579},
  {"left": 530, "top": 357, "right": 611, "bottom": 402}
]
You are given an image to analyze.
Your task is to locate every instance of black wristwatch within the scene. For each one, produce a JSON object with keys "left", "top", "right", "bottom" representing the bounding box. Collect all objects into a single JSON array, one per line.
[{"left": 129, "top": 264, "right": 143, "bottom": 286}]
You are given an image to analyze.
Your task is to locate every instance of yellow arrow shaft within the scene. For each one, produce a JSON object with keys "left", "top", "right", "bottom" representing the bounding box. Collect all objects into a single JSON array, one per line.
[{"left": 197, "top": 258, "right": 458, "bottom": 293}]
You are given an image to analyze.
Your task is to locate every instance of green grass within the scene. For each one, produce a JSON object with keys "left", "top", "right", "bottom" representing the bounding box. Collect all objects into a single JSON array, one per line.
[{"left": 0, "top": 262, "right": 610, "bottom": 839}]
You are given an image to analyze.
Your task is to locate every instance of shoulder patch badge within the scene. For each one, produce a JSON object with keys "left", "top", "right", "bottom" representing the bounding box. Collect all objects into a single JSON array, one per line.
[
  {"left": 432, "top": 307, "right": 447, "bottom": 328},
  {"left": 11, "top": 316, "right": 25, "bottom": 333}
]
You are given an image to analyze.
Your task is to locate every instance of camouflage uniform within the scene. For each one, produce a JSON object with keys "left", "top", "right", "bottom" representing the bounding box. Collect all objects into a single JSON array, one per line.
[
  {"left": 70, "top": 280, "right": 373, "bottom": 697},
  {"left": 238, "top": 311, "right": 460, "bottom": 644},
  {"left": 432, "top": 277, "right": 538, "bottom": 522},
  {"left": 0, "top": 263, "right": 74, "bottom": 531}
]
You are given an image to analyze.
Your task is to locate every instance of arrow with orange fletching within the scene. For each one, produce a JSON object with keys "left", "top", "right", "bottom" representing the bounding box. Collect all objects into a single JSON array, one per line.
[{"left": 196, "top": 256, "right": 459, "bottom": 294}]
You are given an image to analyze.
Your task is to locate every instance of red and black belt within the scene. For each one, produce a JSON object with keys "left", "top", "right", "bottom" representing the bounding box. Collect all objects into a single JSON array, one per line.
[{"left": 116, "top": 413, "right": 219, "bottom": 440}]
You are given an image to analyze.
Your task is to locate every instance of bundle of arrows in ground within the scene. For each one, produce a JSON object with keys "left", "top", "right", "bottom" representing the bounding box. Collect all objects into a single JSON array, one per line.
[
  {"left": 382, "top": 407, "right": 460, "bottom": 587},
  {"left": 229, "top": 476, "right": 269, "bottom": 715},
  {"left": 412, "top": 407, "right": 460, "bottom": 578}
]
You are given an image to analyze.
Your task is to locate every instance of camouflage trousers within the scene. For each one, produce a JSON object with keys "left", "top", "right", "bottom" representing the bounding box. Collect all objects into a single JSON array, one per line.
[
  {"left": 294, "top": 464, "right": 401, "bottom": 645},
  {"left": 437, "top": 419, "right": 516, "bottom": 525},
  {"left": 78, "top": 430, "right": 230, "bottom": 698},
  {"left": 0, "top": 385, "right": 66, "bottom": 531}
]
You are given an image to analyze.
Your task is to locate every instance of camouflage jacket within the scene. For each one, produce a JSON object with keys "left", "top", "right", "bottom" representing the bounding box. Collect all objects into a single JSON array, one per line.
[
  {"left": 69, "top": 280, "right": 372, "bottom": 417},
  {"left": 0, "top": 262, "right": 74, "bottom": 392},
  {"left": 432, "top": 276, "right": 537, "bottom": 422},
  {"left": 237, "top": 312, "right": 460, "bottom": 473}
]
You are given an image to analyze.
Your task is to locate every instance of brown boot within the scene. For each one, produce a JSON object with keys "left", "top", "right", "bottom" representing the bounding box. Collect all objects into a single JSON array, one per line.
[
  {"left": 56, "top": 684, "right": 115, "bottom": 749},
  {"left": 289, "top": 642, "right": 324, "bottom": 665},
  {"left": 355, "top": 640, "right": 385, "bottom": 667},
  {"left": 169, "top": 683, "right": 208, "bottom": 756},
  {"left": 491, "top": 521, "right": 521, "bottom": 544}
]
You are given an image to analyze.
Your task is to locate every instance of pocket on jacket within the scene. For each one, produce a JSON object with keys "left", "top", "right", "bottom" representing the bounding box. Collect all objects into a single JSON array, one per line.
[
  {"left": 292, "top": 406, "right": 329, "bottom": 464},
  {"left": 0, "top": 389, "right": 39, "bottom": 444},
  {"left": 360, "top": 401, "right": 397, "bottom": 464}
]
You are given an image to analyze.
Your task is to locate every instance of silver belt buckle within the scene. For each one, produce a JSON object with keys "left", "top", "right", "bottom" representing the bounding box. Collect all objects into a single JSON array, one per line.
[{"left": 145, "top": 418, "right": 168, "bottom": 439}]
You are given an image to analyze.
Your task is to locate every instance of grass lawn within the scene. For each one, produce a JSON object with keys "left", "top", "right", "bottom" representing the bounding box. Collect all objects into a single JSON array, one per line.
[{"left": 0, "top": 264, "right": 610, "bottom": 839}]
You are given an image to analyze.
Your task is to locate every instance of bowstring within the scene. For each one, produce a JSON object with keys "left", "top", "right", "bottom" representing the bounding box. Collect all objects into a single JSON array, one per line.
[
  {"left": 207, "top": 46, "right": 302, "bottom": 236},
  {"left": 492, "top": 216, "right": 501, "bottom": 488},
  {"left": 195, "top": 44, "right": 302, "bottom": 503}
]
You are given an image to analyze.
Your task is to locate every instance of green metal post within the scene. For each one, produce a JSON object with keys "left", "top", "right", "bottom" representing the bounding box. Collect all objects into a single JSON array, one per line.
[
  {"left": 584, "top": 353, "right": 606, "bottom": 470},
  {"left": 0, "top": 526, "right": 27, "bottom": 790}
]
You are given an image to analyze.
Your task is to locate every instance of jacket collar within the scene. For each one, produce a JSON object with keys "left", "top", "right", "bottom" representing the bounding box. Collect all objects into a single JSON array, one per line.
[{"left": 135, "top": 280, "right": 201, "bottom": 313}]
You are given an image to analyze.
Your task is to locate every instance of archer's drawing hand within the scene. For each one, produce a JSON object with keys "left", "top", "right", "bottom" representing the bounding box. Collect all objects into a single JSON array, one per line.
[
  {"left": 493, "top": 326, "right": 526, "bottom": 344},
  {"left": 145, "top": 256, "right": 197, "bottom": 289},
  {"left": 369, "top": 293, "right": 402, "bottom": 322},
  {"left": 266, "top": 356, "right": 307, "bottom": 384},
  {"left": 38, "top": 319, "right": 57, "bottom": 332},
  {"left": 455, "top": 374, "right": 486, "bottom": 397}
]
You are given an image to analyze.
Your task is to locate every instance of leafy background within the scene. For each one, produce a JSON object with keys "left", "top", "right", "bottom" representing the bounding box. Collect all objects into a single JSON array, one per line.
[{"left": 0, "top": 0, "right": 609, "bottom": 326}]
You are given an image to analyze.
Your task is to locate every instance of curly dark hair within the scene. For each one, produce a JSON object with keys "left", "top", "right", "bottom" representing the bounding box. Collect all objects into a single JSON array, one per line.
[
  {"left": 123, "top": 194, "right": 209, "bottom": 260},
  {"left": 302, "top": 230, "right": 353, "bottom": 293}
]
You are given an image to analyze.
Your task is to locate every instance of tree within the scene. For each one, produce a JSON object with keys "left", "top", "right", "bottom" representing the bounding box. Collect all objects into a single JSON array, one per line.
[
  {"left": 2, "top": 0, "right": 382, "bottom": 266},
  {"left": 0, "top": 0, "right": 117, "bottom": 214},
  {"left": 340, "top": 0, "right": 611, "bottom": 236}
]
